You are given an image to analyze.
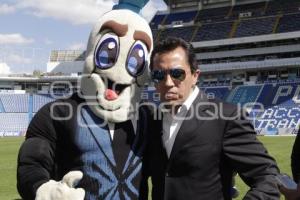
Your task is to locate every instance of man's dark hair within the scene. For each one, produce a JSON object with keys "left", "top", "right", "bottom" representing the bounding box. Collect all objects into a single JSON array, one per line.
[{"left": 150, "top": 37, "right": 198, "bottom": 73}]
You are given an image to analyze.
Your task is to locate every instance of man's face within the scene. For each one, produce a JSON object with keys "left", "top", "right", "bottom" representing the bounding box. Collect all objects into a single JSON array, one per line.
[{"left": 152, "top": 46, "right": 199, "bottom": 108}]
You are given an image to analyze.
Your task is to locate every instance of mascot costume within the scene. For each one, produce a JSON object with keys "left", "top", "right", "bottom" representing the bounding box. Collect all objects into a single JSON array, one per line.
[{"left": 17, "top": 0, "right": 154, "bottom": 199}]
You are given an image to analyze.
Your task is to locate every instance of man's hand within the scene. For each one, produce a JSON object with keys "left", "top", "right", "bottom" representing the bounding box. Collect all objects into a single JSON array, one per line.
[
  {"left": 280, "top": 184, "right": 300, "bottom": 200},
  {"left": 35, "top": 171, "right": 85, "bottom": 200}
]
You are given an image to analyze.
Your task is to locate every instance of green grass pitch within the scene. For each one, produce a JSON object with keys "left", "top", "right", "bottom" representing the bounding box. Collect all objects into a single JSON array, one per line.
[{"left": 0, "top": 136, "right": 295, "bottom": 200}]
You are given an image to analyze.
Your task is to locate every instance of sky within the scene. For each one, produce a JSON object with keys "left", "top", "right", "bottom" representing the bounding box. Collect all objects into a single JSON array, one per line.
[{"left": 0, "top": 0, "right": 167, "bottom": 75}]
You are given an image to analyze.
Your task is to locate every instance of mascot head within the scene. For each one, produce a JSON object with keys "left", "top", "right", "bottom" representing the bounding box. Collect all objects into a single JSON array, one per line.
[{"left": 80, "top": 0, "right": 153, "bottom": 123}]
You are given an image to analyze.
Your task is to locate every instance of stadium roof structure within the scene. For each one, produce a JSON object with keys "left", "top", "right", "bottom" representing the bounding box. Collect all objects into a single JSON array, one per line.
[
  {"left": 164, "top": 0, "right": 268, "bottom": 9},
  {"left": 0, "top": 76, "right": 78, "bottom": 83}
]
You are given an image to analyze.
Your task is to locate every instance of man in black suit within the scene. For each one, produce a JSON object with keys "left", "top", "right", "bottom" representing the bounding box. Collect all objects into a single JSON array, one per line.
[
  {"left": 292, "top": 130, "right": 300, "bottom": 184},
  {"left": 280, "top": 130, "right": 300, "bottom": 200},
  {"left": 143, "top": 37, "right": 280, "bottom": 199}
]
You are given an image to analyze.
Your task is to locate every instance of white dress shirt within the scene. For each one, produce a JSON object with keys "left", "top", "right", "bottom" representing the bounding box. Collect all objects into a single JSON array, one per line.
[{"left": 162, "top": 86, "right": 199, "bottom": 158}]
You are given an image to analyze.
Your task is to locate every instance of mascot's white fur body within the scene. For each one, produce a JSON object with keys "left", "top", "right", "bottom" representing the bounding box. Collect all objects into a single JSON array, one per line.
[{"left": 17, "top": 3, "right": 153, "bottom": 200}]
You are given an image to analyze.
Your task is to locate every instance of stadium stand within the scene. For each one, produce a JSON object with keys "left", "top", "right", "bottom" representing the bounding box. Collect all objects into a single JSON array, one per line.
[
  {"left": 202, "top": 81, "right": 300, "bottom": 135},
  {"left": 0, "top": 113, "right": 29, "bottom": 132},
  {"left": 0, "top": 93, "right": 56, "bottom": 133},
  {"left": 277, "top": 13, "right": 300, "bottom": 33},
  {"left": 152, "top": 29, "right": 159, "bottom": 41},
  {"left": 256, "top": 82, "right": 300, "bottom": 108},
  {"left": 28, "top": 95, "right": 33, "bottom": 121},
  {"left": 204, "top": 86, "right": 231, "bottom": 100},
  {"left": 226, "top": 85, "right": 263, "bottom": 105},
  {"left": 0, "top": 94, "right": 29, "bottom": 113},
  {"left": 0, "top": 99, "right": 4, "bottom": 113},
  {"left": 153, "top": 0, "right": 300, "bottom": 42},
  {"left": 32, "top": 94, "right": 55, "bottom": 113},
  {"left": 195, "top": 6, "right": 231, "bottom": 22},
  {"left": 193, "top": 21, "right": 233, "bottom": 41},
  {"left": 230, "top": 2, "right": 266, "bottom": 18},
  {"left": 164, "top": 10, "right": 197, "bottom": 25},
  {"left": 234, "top": 16, "right": 276, "bottom": 38},
  {"left": 150, "top": 14, "right": 166, "bottom": 28},
  {"left": 159, "top": 26, "right": 196, "bottom": 42},
  {"left": 265, "top": 0, "right": 300, "bottom": 15}
]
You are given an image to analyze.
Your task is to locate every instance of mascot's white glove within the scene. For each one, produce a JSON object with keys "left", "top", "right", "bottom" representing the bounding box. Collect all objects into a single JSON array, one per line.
[{"left": 35, "top": 171, "right": 85, "bottom": 200}]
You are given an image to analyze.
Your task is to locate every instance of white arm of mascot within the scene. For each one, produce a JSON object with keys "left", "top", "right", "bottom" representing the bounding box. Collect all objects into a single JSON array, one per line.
[{"left": 35, "top": 171, "right": 85, "bottom": 200}]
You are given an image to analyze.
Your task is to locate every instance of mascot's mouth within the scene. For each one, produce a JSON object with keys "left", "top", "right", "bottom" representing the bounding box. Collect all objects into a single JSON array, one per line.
[
  {"left": 101, "top": 77, "right": 130, "bottom": 101},
  {"left": 98, "top": 104, "right": 121, "bottom": 111}
]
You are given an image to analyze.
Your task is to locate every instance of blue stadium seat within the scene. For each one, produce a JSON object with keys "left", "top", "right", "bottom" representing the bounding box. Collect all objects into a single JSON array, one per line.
[
  {"left": 0, "top": 113, "right": 29, "bottom": 132},
  {"left": 159, "top": 26, "right": 196, "bottom": 42},
  {"left": 204, "top": 87, "right": 231, "bottom": 100},
  {"left": 195, "top": 6, "right": 231, "bottom": 22},
  {"left": 231, "top": 2, "right": 266, "bottom": 18},
  {"left": 202, "top": 82, "right": 300, "bottom": 135},
  {"left": 164, "top": 11, "right": 197, "bottom": 25},
  {"left": 0, "top": 94, "right": 29, "bottom": 112},
  {"left": 235, "top": 17, "right": 276, "bottom": 37},
  {"left": 226, "top": 85, "right": 262, "bottom": 105},
  {"left": 277, "top": 13, "right": 300, "bottom": 33},
  {"left": 266, "top": 0, "right": 300, "bottom": 15},
  {"left": 150, "top": 14, "right": 166, "bottom": 28},
  {"left": 256, "top": 82, "right": 300, "bottom": 108},
  {"left": 193, "top": 21, "right": 233, "bottom": 41},
  {"left": 33, "top": 94, "right": 55, "bottom": 113},
  {"left": 0, "top": 98, "right": 4, "bottom": 113}
]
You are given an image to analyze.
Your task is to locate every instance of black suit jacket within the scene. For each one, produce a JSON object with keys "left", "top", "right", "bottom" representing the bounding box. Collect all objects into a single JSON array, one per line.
[
  {"left": 292, "top": 129, "right": 300, "bottom": 182},
  {"left": 143, "top": 90, "right": 280, "bottom": 200}
]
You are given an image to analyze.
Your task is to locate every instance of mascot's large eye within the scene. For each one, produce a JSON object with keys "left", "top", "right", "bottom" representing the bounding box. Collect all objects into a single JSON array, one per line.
[
  {"left": 126, "top": 41, "right": 148, "bottom": 77},
  {"left": 94, "top": 33, "right": 119, "bottom": 69}
]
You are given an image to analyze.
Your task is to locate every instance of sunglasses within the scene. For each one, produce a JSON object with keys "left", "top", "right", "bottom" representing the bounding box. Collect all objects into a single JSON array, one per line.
[{"left": 151, "top": 68, "right": 186, "bottom": 83}]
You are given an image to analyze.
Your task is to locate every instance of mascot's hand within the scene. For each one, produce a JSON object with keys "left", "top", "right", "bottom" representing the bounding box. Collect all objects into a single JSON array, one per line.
[{"left": 35, "top": 171, "right": 85, "bottom": 200}]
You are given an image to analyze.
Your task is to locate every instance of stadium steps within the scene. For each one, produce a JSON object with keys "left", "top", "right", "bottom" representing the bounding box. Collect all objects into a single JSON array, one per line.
[
  {"left": 154, "top": 29, "right": 163, "bottom": 43},
  {"left": 193, "top": 9, "right": 200, "bottom": 23},
  {"left": 255, "top": 84, "right": 265, "bottom": 102},
  {"left": 160, "top": 14, "right": 168, "bottom": 27},
  {"left": 263, "top": 0, "right": 269, "bottom": 13},
  {"left": 273, "top": 14, "right": 283, "bottom": 33},
  {"left": 227, "top": 6, "right": 234, "bottom": 18},
  {"left": 255, "top": 84, "right": 274, "bottom": 108},
  {"left": 190, "top": 25, "right": 200, "bottom": 42},
  {"left": 0, "top": 99, "right": 5, "bottom": 112},
  {"left": 28, "top": 94, "right": 33, "bottom": 122},
  {"left": 229, "top": 19, "right": 240, "bottom": 38},
  {"left": 154, "top": 14, "right": 168, "bottom": 42},
  {"left": 225, "top": 86, "right": 238, "bottom": 103},
  {"left": 190, "top": 8, "right": 201, "bottom": 42},
  {"left": 227, "top": 85, "right": 262, "bottom": 105}
]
